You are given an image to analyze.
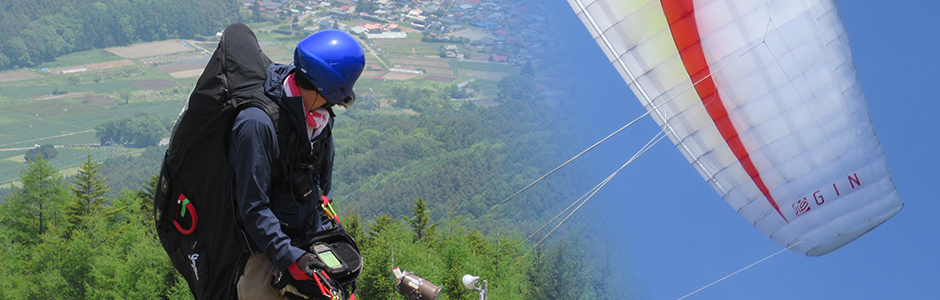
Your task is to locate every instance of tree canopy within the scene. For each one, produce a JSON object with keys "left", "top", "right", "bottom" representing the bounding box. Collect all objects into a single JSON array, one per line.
[
  {"left": 24, "top": 144, "right": 58, "bottom": 162},
  {"left": 0, "top": 153, "right": 622, "bottom": 299},
  {"left": 95, "top": 115, "right": 169, "bottom": 147},
  {"left": 0, "top": 0, "right": 242, "bottom": 70}
]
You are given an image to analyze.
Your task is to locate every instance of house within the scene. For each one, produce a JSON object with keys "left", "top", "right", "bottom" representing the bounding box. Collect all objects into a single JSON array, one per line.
[
  {"left": 440, "top": 44, "right": 460, "bottom": 58},
  {"left": 363, "top": 23, "right": 383, "bottom": 31},
  {"left": 367, "top": 32, "right": 407, "bottom": 39},
  {"left": 313, "top": 16, "right": 335, "bottom": 27},
  {"left": 351, "top": 26, "right": 369, "bottom": 35},
  {"left": 489, "top": 54, "right": 508, "bottom": 62},
  {"left": 329, "top": 7, "right": 350, "bottom": 19}
]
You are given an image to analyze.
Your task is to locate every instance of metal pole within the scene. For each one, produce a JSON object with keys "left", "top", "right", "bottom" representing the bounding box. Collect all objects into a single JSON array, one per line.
[
  {"left": 481, "top": 280, "right": 487, "bottom": 300},
  {"left": 391, "top": 242, "right": 395, "bottom": 300}
]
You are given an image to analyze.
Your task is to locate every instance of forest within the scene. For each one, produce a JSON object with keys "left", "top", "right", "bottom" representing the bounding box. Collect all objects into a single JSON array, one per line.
[
  {"left": 0, "top": 0, "right": 243, "bottom": 70},
  {"left": 0, "top": 155, "right": 615, "bottom": 299}
]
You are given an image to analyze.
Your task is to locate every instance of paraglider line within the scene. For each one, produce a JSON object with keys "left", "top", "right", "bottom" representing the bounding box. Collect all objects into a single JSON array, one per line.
[
  {"left": 528, "top": 131, "right": 669, "bottom": 251},
  {"left": 676, "top": 241, "right": 802, "bottom": 300},
  {"left": 526, "top": 94, "right": 718, "bottom": 251},
  {"left": 491, "top": 108, "right": 655, "bottom": 211}
]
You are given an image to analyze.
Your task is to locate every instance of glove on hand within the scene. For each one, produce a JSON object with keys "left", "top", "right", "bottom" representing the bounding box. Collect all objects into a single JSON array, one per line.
[{"left": 290, "top": 253, "right": 328, "bottom": 280}]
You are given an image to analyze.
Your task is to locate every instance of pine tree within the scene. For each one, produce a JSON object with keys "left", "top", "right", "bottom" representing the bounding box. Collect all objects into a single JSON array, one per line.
[
  {"left": 0, "top": 155, "right": 69, "bottom": 244},
  {"left": 134, "top": 174, "right": 158, "bottom": 228},
  {"left": 65, "top": 153, "right": 111, "bottom": 227},
  {"left": 403, "top": 198, "right": 439, "bottom": 241}
]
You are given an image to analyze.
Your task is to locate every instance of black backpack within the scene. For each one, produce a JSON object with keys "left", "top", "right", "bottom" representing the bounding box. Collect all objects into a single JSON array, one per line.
[{"left": 153, "top": 23, "right": 278, "bottom": 299}]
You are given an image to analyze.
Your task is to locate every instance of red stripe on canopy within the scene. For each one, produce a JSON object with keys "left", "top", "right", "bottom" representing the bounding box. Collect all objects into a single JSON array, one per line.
[{"left": 661, "top": 0, "right": 788, "bottom": 222}]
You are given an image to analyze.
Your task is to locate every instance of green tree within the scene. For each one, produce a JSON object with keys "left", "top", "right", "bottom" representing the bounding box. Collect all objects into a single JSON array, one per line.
[
  {"left": 86, "top": 190, "right": 181, "bottom": 299},
  {"left": 403, "top": 198, "right": 438, "bottom": 242},
  {"left": 125, "top": 116, "right": 169, "bottom": 147},
  {"left": 95, "top": 117, "right": 128, "bottom": 145},
  {"left": 447, "top": 85, "right": 470, "bottom": 99},
  {"left": 120, "top": 89, "right": 132, "bottom": 104},
  {"left": 134, "top": 174, "right": 159, "bottom": 226},
  {"left": 95, "top": 116, "right": 168, "bottom": 147},
  {"left": 24, "top": 144, "right": 58, "bottom": 162},
  {"left": 0, "top": 155, "right": 69, "bottom": 244},
  {"left": 1, "top": 0, "right": 244, "bottom": 72},
  {"left": 355, "top": 0, "right": 379, "bottom": 13},
  {"left": 521, "top": 60, "right": 535, "bottom": 76},
  {"left": 358, "top": 214, "right": 401, "bottom": 299},
  {"left": 497, "top": 74, "right": 537, "bottom": 101},
  {"left": 64, "top": 153, "right": 111, "bottom": 227},
  {"left": 3, "top": 37, "right": 31, "bottom": 67},
  {"left": 0, "top": 52, "right": 9, "bottom": 69}
]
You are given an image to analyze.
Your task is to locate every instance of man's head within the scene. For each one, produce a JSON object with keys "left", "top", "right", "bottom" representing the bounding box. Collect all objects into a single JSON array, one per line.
[
  {"left": 295, "top": 72, "right": 329, "bottom": 111},
  {"left": 294, "top": 30, "right": 365, "bottom": 108}
]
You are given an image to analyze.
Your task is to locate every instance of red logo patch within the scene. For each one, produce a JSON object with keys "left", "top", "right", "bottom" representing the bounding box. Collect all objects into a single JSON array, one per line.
[{"left": 793, "top": 198, "right": 811, "bottom": 216}]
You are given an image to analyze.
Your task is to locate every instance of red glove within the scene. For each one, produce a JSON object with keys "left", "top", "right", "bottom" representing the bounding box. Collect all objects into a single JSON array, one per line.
[{"left": 288, "top": 253, "right": 327, "bottom": 281}]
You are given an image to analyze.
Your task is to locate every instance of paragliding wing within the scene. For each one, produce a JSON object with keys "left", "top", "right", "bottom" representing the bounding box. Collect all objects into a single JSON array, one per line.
[{"left": 567, "top": 0, "right": 902, "bottom": 256}]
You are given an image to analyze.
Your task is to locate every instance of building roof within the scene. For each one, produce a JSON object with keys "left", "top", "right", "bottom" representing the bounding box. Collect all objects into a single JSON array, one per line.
[{"left": 351, "top": 26, "right": 368, "bottom": 34}]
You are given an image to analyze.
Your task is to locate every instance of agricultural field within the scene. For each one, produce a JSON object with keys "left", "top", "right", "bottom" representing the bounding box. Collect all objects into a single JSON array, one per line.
[
  {"left": 0, "top": 98, "right": 183, "bottom": 187},
  {"left": 105, "top": 40, "right": 193, "bottom": 59},
  {"left": 373, "top": 39, "right": 442, "bottom": 57},
  {"left": 0, "top": 20, "right": 521, "bottom": 186}
]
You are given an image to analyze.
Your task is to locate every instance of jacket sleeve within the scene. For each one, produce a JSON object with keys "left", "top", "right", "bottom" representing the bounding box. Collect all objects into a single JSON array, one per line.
[{"left": 230, "top": 107, "right": 305, "bottom": 272}]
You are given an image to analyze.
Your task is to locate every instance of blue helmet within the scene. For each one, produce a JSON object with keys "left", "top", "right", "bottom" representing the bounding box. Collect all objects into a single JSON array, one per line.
[{"left": 294, "top": 30, "right": 365, "bottom": 107}]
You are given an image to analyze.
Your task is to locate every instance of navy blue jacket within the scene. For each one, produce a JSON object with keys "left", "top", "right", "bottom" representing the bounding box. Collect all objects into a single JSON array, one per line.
[{"left": 229, "top": 63, "right": 334, "bottom": 272}]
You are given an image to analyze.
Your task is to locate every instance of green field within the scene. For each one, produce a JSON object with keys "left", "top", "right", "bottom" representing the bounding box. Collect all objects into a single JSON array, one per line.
[
  {"left": 450, "top": 60, "right": 518, "bottom": 73},
  {"left": 379, "top": 43, "right": 441, "bottom": 56},
  {"left": 36, "top": 49, "right": 124, "bottom": 69},
  {"left": 0, "top": 99, "right": 183, "bottom": 185},
  {"left": 0, "top": 27, "right": 519, "bottom": 186}
]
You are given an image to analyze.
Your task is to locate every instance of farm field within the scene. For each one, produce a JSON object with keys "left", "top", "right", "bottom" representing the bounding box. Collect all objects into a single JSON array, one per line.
[
  {"left": 0, "top": 21, "right": 521, "bottom": 187},
  {"left": 105, "top": 40, "right": 194, "bottom": 58},
  {"left": 0, "top": 70, "right": 41, "bottom": 83},
  {"left": 0, "top": 98, "right": 183, "bottom": 186}
]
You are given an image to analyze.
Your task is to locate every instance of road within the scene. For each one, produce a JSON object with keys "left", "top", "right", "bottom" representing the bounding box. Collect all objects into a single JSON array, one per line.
[
  {"left": 0, "top": 129, "right": 95, "bottom": 148},
  {"left": 355, "top": 36, "right": 391, "bottom": 70}
]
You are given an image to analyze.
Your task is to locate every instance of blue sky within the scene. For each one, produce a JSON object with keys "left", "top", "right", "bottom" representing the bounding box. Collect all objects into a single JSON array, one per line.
[{"left": 545, "top": 0, "right": 940, "bottom": 299}]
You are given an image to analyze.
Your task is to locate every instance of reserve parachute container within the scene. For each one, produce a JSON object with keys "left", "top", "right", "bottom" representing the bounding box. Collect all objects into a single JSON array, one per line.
[{"left": 567, "top": 0, "right": 903, "bottom": 256}]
